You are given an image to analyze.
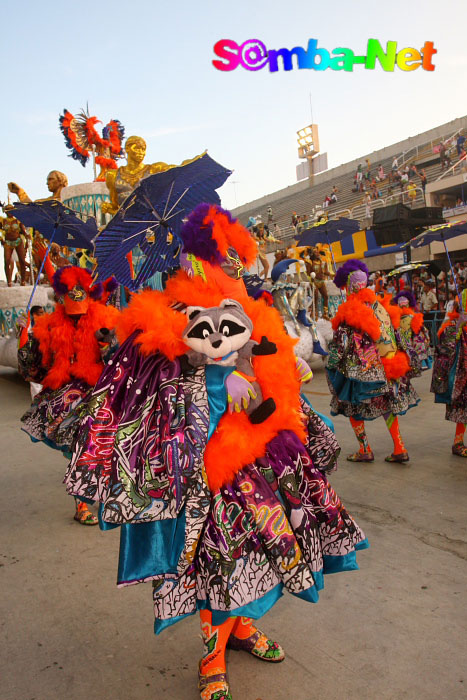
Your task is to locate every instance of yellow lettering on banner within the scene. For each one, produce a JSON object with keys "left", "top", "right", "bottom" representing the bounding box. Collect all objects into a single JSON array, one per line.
[{"left": 187, "top": 254, "right": 207, "bottom": 281}]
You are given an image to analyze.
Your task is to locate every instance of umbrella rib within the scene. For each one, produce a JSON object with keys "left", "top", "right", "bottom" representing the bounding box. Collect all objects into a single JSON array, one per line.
[
  {"left": 161, "top": 181, "right": 176, "bottom": 219},
  {"left": 123, "top": 224, "right": 159, "bottom": 243},
  {"left": 140, "top": 192, "right": 163, "bottom": 222},
  {"left": 163, "top": 187, "right": 190, "bottom": 219}
]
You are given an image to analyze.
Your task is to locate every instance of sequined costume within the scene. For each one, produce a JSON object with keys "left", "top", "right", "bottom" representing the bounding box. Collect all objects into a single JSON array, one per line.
[
  {"left": 431, "top": 293, "right": 467, "bottom": 457},
  {"left": 64, "top": 206, "right": 368, "bottom": 699},
  {"left": 326, "top": 260, "right": 419, "bottom": 462},
  {"left": 392, "top": 289, "right": 432, "bottom": 370},
  {"left": 19, "top": 267, "right": 120, "bottom": 525}
]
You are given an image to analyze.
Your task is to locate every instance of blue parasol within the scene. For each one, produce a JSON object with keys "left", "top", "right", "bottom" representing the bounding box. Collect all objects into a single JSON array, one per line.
[
  {"left": 94, "top": 153, "right": 232, "bottom": 291},
  {"left": 298, "top": 217, "right": 362, "bottom": 272},
  {"left": 9, "top": 200, "right": 98, "bottom": 249},
  {"left": 408, "top": 220, "right": 467, "bottom": 249},
  {"left": 407, "top": 220, "right": 467, "bottom": 298},
  {"left": 8, "top": 199, "right": 98, "bottom": 315}
]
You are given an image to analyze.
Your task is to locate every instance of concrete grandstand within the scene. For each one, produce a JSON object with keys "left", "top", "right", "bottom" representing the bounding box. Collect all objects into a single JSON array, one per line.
[{"left": 232, "top": 116, "right": 467, "bottom": 262}]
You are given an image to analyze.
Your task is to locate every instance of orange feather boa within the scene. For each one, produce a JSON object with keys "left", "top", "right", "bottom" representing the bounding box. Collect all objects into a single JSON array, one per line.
[
  {"left": 332, "top": 288, "right": 411, "bottom": 381},
  {"left": 117, "top": 270, "right": 305, "bottom": 491},
  {"left": 33, "top": 302, "right": 120, "bottom": 390},
  {"left": 438, "top": 310, "right": 459, "bottom": 338},
  {"left": 332, "top": 287, "right": 381, "bottom": 340}
]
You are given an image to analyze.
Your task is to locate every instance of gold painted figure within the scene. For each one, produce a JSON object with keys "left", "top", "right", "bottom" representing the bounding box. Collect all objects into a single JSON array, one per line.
[
  {"left": 102, "top": 136, "right": 204, "bottom": 215},
  {"left": 8, "top": 171, "right": 69, "bottom": 203}
]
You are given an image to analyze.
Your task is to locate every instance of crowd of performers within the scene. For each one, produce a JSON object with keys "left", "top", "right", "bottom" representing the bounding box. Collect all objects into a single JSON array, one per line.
[{"left": 15, "top": 202, "right": 466, "bottom": 699}]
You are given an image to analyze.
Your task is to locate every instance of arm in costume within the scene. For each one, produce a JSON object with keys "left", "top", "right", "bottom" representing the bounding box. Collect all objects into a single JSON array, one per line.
[{"left": 18, "top": 337, "right": 47, "bottom": 382}]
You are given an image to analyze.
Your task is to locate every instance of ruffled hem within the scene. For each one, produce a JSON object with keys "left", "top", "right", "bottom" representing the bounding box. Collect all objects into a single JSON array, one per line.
[{"left": 153, "top": 539, "right": 369, "bottom": 634}]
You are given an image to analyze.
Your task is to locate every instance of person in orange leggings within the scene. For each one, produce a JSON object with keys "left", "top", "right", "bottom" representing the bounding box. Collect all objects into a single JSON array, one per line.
[
  {"left": 431, "top": 289, "right": 467, "bottom": 458},
  {"left": 327, "top": 259, "right": 420, "bottom": 463}
]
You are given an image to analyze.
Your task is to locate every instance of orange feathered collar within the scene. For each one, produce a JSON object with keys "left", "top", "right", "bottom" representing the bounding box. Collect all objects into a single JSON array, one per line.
[
  {"left": 33, "top": 302, "right": 120, "bottom": 390},
  {"left": 438, "top": 310, "right": 459, "bottom": 338},
  {"left": 397, "top": 306, "right": 424, "bottom": 334},
  {"left": 332, "top": 287, "right": 381, "bottom": 341},
  {"left": 117, "top": 270, "right": 305, "bottom": 491}
]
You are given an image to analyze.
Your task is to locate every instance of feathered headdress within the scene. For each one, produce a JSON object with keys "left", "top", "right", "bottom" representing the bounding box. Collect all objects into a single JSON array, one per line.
[
  {"left": 392, "top": 289, "right": 417, "bottom": 308},
  {"left": 52, "top": 266, "right": 103, "bottom": 300},
  {"left": 334, "top": 259, "right": 369, "bottom": 289},
  {"left": 59, "top": 108, "right": 125, "bottom": 176},
  {"left": 179, "top": 203, "right": 257, "bottom": 268}
]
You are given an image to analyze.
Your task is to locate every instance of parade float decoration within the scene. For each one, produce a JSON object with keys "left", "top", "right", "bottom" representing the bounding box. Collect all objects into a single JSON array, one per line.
[{"left": 59, "top": 107, "right": 125, "bottom": 225}]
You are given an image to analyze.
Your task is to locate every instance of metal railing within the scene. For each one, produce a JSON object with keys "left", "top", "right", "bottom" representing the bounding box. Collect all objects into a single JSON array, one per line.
[{"left": 436, "top": 151, "right": 467, "bottom": 181}]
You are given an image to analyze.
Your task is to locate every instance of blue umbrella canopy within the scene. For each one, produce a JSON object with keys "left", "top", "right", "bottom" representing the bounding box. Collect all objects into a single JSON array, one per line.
[
  {"left": 298, "top": 217, "right": 362, "bottom": 247},
  {"left": 407, "top": 220, "right": 467, "bottom": 298},
  {"left": 408, "top": 220, "right": 467, "bottom": 248},
  {"left": 95, "top": 153, "right": 232, "bottom": 290},
  {"left": 9, "top": 200, "right": 98, "bottom": 249}
]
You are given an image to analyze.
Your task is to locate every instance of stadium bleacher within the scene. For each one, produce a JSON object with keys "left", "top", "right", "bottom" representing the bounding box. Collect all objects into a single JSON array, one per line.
[{"left": 232, "top": 118, "right": 467, "bottom": 251}]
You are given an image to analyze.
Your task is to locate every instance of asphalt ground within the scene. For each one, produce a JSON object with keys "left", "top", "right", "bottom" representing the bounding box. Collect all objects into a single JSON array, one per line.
[{"left": 0, "top": 366, "right": 466, "bottom": 700}]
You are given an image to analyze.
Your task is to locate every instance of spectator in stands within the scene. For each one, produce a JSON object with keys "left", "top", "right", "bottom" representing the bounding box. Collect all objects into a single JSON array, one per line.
[
  {"left": 444, "top": 290, "right": 457, "bottom": 317},
  {"left": 375, "top": 271, "right": 385, "bottom": 293},
  {"left": 273, "top": 222, "right": 281, "bottom": 237},
  {"left": 456, "top": 134, "right": 466, "bottom": 156},
  {"left": 407, "top": 181, "right": 417, "bottom": 205},
  {"left": 323, "top": 195, "right": 332, "bottom": 208},
  {"left": 356, "top": 164, "right": 363, "bottom": 182},
  {"left": 400, "top": 171, "right": 408, "bottom": 191},
  {"left": 421, "top": 280, "right": 438, "bottom": 312},
  {"left": 267, "top": 206, "right": 274, "bottom": 224},
  {"left": 291, "top": 212, "right": 299, "bottom": 230},
  {"left": 364, "top": 192, "right": 371, "bottom": 218},
  {"left": 440, "top": 141, "right": 449, "bottom": 171},
  {"left": 419, "top": 169, "right": 427, "bottom": 197},
  {"left": 409, "top": 164, "right": 418, "bottom": 178},
  {"left": 377, "top": 164, "right": 385, "bottom": 181},
  {"left": 392, "top": 156, "right": 399, "bottom": 172},
  {"left": 332, "top": 185, "right": 338, "bottom": 197}
]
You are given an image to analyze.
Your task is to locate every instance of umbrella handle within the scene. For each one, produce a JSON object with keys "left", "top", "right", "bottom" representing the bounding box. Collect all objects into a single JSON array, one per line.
[
  {"left": 25, "top": 224, "right": 57, "bottom": 317},
  {"left": 440, "top": 232, "right": 461, "bottom": 301},
  {"left": 326, "top": 231, "right": 345, "bottom": 302}
]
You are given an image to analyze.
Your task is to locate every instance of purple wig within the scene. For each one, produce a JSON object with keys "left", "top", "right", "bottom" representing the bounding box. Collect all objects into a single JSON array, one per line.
[
  {"left": 89, "top": 282, "right": 104, "bottom": 300},
  {"left": 392, "top": 289, "right": 417, "bottom": 308},
  {"left": 334, "top": 259, "right": 369, "bottom": 289},
  {"left": 52, "top": 265, "right": 103, "bottom": 300},
  {"left": 103, "top": 276, "right": 118, "bottom": 294},
  {"left": 52, "top": 266, "right": 73, "bottom": 296},
  {"left": 179, "top": 203, "right": 236, "bottom": 265}
]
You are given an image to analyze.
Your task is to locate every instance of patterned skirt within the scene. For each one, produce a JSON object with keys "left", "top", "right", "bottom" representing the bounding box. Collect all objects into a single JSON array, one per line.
[
  {"left": 21, "top": 379, "right": 91, "bottom": 455},
  {"left": 328, "top": 373, "right": 420, "bottom": 421},
  {"left": 64, "top": 333, "right": 368, "bottom": 632}
]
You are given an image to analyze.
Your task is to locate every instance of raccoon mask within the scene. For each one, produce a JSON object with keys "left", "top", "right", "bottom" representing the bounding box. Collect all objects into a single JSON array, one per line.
[{"left": 182, "top": 299, "right": 253, "bottom": 365}]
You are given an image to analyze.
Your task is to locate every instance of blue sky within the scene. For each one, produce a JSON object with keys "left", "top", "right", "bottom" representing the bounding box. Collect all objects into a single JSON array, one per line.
[{"left": 1, "top": 0, "right": 466, "bottom": 214}]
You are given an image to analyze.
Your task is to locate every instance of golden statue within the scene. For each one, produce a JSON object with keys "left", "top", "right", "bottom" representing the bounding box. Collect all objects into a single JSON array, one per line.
[
  {"left": 7, "top": 171, "right": 69, "bottom": 203},
  {"left": 102, "top": 135, "right": 204, "bottom": 215}
]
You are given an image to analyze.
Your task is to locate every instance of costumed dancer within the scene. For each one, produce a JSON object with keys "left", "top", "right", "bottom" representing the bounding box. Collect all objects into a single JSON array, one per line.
[
  {"left": 19, "top": 266, "right": 120, "bottom": 525},
  {"left": 270, "top": 258, "right": 328, "bottom": 357},
  {"left": 391, "top": 289, "right": 432, "bottom": 370},
  {"left": 0, "top": 210, "right": 30, "bottom": 286},
  {"left": 431, "top": 289, "right": 467, "bottom": 458},
  {"left": 64, "top": 204, "right": 368, "bottom": 700},
  {"left": 327, "top": 259, "right": 419, "bottom": 463}
]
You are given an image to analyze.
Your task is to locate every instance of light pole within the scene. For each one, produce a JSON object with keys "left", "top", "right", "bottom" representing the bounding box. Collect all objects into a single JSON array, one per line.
[{"left": 297, "top": 124, "right": 320, "bottom": 186}]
